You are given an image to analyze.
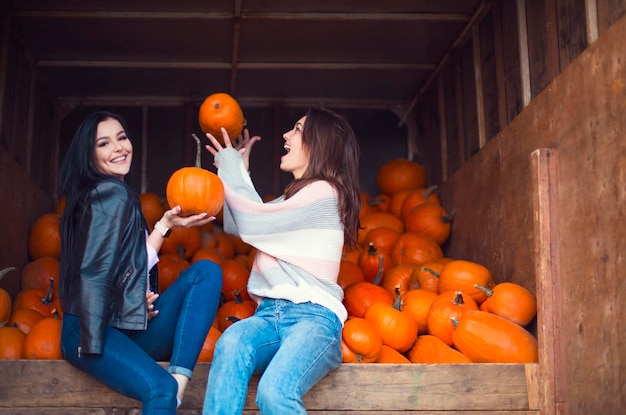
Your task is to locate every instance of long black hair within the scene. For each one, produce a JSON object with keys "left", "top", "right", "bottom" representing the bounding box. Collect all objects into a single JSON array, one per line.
[
  {"left": 284, "top": 107, "right": 362, "bottom": 250},
  {"left": 57, "top": 111, "right": 131, "bottom": 301}
]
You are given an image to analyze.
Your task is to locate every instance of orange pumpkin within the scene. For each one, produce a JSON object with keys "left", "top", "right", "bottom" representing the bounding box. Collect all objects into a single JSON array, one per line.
[
  {"left": 407, "top": 334, "right": 472, "bottom": 364},
  {"left": 13, "top": 278, "right": 60, "bottom": 318},
  {"left": 191, "top": 246, "right": 226, "bottom": 266},
  {"left": 358, "top": 243, "right": 393, "bottom": 283},
  {"left": 362, "top": 227, "right": 400, "bottom": 254},
  {"left": 20, "top": 257, "right": 60, "bottom": 296},
  {"left": 220, "top": 259, "right": 251, "bottom": 302},
  {"left": 358, "top": 212, "right": 404, "bottom": 247},
  {"left": 377, "top": 344, "right": 411, "bottom": 364},
  {"left": 341, "top": 317, "right": 383, "bottom": 363},
  {"left": 215, "top": 291, "right": 257, "bottom": 332},
  {"left": 139, "top": 192, "right": 166, "bottom": 231},
  {"left": 343, "top": 280, "right": 393, "bottom": 319},
  {"left": 426, "top": 290, "right": 478, "bottom": 346},
  {"left": 376, "top": 159, "right": 427, "bottom": 196},
  {"left": 166, "top": 134, "right": 225, "bottom": 217},
  {"left": 198, "top": 92, "right": 245, "bottom": 143},
  {"left": 7, "top": 308, "right": 44, "bottom": 335},
  {"left": 364, "top": 288, "right": 418, "bottom": 353},
  {"left": 160, "top": 225, "right": 203, "bottom": 260},
  {"left": 400, "top": 185, "right": 441, "bottom": 221},
  {"left": 0, "top": 267, "right": 14, "bottom": 326},
  {"left": 197, "top": 326, "right": 222, "bottom": 362},
  {"left": 380, "top": 264, "right": 415, "bottom": 298},
  {"left": 475, "top": 282, "right": 537, "bottom": 327},
  {"left": 0, "top": 326, "right": 26, "bottom": 359},
  {"left": 337, "top": 260, "right": 366, "bottom": 290},
  {"left": 157, "top": 254, "right": 190, "bottom": 292},
  {"left": 22, "top": 316, "right": 63, "bottom": 359},
  {"left": 400, "top": 288, "right": 438, "bottom": 335},
  {"left": 403, "top": 203, "right": 455, "bottom": 246},
  {"left": 438, "top": 260, "right": 493, "bottom": 304},
  {"left": 28, "top": 213, "right": 62, "bottom": 260},
  {"left": 452, "top": 310, "right": 538, "bottom": 363},
  {"left": 390, "top": 232, "right": 443, "bottom": 267}
]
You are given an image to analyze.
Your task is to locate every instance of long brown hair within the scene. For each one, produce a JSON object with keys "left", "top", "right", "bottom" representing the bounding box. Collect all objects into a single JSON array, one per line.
[{"left": 284, "top": 107, "right": 361, "bottom": 250}]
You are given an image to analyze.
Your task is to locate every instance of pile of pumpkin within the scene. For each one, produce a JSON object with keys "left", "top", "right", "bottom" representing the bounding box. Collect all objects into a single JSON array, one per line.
[{"left": 0, "top": 157, "right": 538, "bottom": 365}]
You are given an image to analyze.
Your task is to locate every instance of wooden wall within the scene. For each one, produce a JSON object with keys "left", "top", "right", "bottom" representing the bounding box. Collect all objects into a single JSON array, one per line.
[{"left": 433, "top": 12, "right": 625, "bottom": 415}]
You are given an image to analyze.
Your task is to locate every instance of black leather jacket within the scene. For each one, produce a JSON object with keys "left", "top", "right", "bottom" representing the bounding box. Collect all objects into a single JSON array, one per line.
[{"left": 60, "top": 178, "right": 158, "bottom": 355}]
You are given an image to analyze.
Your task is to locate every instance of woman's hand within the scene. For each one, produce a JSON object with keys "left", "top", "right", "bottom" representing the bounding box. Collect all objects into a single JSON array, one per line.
[
  {"left": 160, "top": 205, "right": 215, "bottom": 229},
  {"left": 146, "top": 290, "right": 159, "bottom": 320},
  {"left": 205, "top": 127, "right": 261, "bottom": 171}
]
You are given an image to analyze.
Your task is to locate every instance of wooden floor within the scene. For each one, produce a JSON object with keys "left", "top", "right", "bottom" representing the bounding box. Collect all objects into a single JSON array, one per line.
[{"left": 0, "top": 360, "right": 539, "bottom": 414}]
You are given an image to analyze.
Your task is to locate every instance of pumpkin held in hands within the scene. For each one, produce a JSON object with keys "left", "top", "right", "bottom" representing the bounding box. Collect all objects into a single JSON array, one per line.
[
  {"left": 198, "top": 92, "right": 245, "bottom": 143},
  {"left": 166, "top": 135, "right": 224, "bottom": 217}
]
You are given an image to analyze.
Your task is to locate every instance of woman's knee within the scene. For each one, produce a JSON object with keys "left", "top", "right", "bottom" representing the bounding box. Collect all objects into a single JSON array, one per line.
[
  {"left": 189, "top": 260, "right": 223, "bottom": 287},
  {"left": 141, "top": 373, "right": 178, "bottom": 408}
]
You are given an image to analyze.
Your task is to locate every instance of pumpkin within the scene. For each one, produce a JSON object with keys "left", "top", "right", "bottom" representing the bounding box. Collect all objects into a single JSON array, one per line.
[
  {"left": 226, "top": 233, "right": 252, "bottom": 255},
  {"left": 407, "top": 334, "right": 472, "bottom": 364},
  {"left": 198, "top": 92, "right": 245, "bottom": 143},
  {"left": 13, "top": 278, "right": 60, "bottom": 318},
  {"left": 337, "top": 260, "right": 366, "bottom": 290},
  {"left": 438, "top": 260, "right": 493, "bottom": 304},
  {"left": 452, "top": 310, "right": 539, "bottom": 363},
  {"left": 343, "top": 279, "right": 393, "bottom": 319},
  {"left": 7, "top": 308, "right": 44, "bottom": 335},
  {"left": 197, "top": 326, "right": 222, "bottom": 362},
  {"left": 160, "top": 225, "right": 202, "bottom": 259},
  {"left": 22, "top": 316, "right": 63, "bottom": 360},
  {"left": 426, "top": 290, "right": 478, "bottom": 345},
  {"left": 474, "top": 282, "right": 537, "bottom": 327},
  {"left": 191, "top": 246, "right": 226, "bottom": 266},
  {"left": 341, "top": 247, "right": 360, "bottom": 265},
  {"left": 215, "top": 291, "right": 257, "bottom": 332},
  {"left": 20, "top": 257, "right": 60, "bottom": 296},
  {"left": 166, "top": 134, "right": 225, "bottom": 217},
  {"left": 220, "top": 259, "right": 251, "bottom": 302},
  {"left": 377, "top": 344, "right": 411, "bottom": 364},
  {"left": 28, "top": 213, "right": 62, "bottom": 260},
  {"left": 0, "top": 326, "right": 26, "bottom": 359},
  {"left": 341, "top": 317, "right": 383, "bottom": 363},
  {"left": 400, "top": 185, "right": 441, "bottom": 221},
  {"left": 358, "top": 242, "right": 393, "bottom": 283},
  {"left": 390, "top": 232, "right": 443, "bottom": 267},
  {"left": 363, "top": 227, "right": 400, "bottom": 254},
  {"left": 157, "top": 253, "right": 190, "bottom": 292},
  {"left": 403, "top": 203, "right": 455, "bottom": 246},
  {"left": 388, "top": 189, "right": 413, "bottom": 218},
  {"left": 364, "top": 287, "right": 418, "bottom": 353},
  {"left": 139, "top": 192, "right": 166, "bottom": 231},
  {"left": 204, "top": 232, "right": 236, "bottom": 260},
  {"left": 400, "top": 288, "right": 438, "bottom": 334},
  {"left": 0, "top": 267, "right": 14, "bottom": 327},
  {"left": 380, "top": 264, "right": 415, "bottom": 298},
  {"left": 368, "top": 193, "right": 391, "bottom": 213},
  {"left": 376, "top": 159, "right": 427, "bottom": 196},
  {"left": 409, "top": 261, "right": 446, "bottom": 293},
  {"left": 358, "top": 212, "right": 404, "bottom": 247}
]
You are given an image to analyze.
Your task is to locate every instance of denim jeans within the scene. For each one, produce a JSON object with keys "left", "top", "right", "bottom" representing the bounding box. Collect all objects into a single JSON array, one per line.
[
  {"left": 202, "top": 298, "right": 343, "bottom": 415},
  {"left": 61, "top": 260, "right": 222, "bottom": 415}
]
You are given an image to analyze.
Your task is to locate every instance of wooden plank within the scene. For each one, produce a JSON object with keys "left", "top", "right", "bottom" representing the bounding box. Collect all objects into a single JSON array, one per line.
[{"left": 0, "top": 361, "right": 537, "bottom": 412}]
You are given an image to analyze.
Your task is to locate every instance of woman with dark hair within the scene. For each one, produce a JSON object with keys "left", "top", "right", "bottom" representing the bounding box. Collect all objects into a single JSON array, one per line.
[
  {"left": 202, "top": 107, "right": 361, "bottom": 414},
  {"left": 58, "top": 111, "right": 223, "bottom": 414}
]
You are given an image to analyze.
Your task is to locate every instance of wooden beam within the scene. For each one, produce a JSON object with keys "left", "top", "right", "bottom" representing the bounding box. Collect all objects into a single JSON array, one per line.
[
  {"left": 437, "top": 76, "right": 448, "bottom": 182},
  {"left": 472, "top": 25, "right": 487, "bottom": 149},
  {"left": 517, "top": 0, "right": 531, "bottom": 107},
  {"left": 399, "top": 0, "right": 492, "bottom": 126},
  {"left": 586, "top": 0, "right": 599, "bottom": 43}
]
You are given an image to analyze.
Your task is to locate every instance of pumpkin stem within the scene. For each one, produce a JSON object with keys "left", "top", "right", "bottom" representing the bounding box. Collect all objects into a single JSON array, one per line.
[
  {"left": 423, "top": 185, "right": 438, "bottom": 198},
  {"left": 442, "top": 209, "right": 456, "bottom": 224},
  {"left": 473, "top": 283, "right": 494, "bottom": 297},
  {"left": 0, "top": 267, "right": 15, "bottom": 281},
  {"left": 226, "top": 316, "right": 241, "bottom": 324},
  {"left": 451, "top": 316, "right": 460, "bottom": 329},
  {"left": 372, "top": 254, "right": 385, "bottom": 285},
  {"left": 422, "top": 266, "right": 440, "bottom": 278},
  {"left": 392, "top": 286, "right": 403, "bottom": 311},
  {"left": 233, "top": 290, "right": 244, "bottom": 304},
  {"left": 42, "top": 278, "right": 55, "bottom": 305},
  {"left": 367, "top": 242, "right": 377, "bottom": 255},
  {"left": 191, "top": 133, "right": 202, "bottom": 168},
  {"left": 452, "top": 291, "right": 465, "bottom": 306}
]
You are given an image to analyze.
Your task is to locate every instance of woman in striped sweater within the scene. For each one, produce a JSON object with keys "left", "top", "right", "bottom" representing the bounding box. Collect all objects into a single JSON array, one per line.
[{"left": 202, "top": 107, "right": 361, "bottom": 415}]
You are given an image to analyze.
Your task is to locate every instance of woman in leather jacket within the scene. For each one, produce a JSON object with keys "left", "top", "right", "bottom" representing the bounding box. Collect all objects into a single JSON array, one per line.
[{"left": 58, "top": 111, "right": 223, "bottom": 414}]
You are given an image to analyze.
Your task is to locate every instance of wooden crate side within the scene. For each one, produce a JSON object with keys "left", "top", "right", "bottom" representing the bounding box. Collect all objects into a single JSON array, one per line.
[{"left": 0, "top": 361, "right": 538, "bottom": 412}]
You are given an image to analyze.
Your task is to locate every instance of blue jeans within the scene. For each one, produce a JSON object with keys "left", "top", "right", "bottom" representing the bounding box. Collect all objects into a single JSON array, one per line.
[
  {"left": 61, "top": 260, "right": 222, "bottom": 415},
  {"left": 202, "top": 298, "right": 343, "bottom": 415}
]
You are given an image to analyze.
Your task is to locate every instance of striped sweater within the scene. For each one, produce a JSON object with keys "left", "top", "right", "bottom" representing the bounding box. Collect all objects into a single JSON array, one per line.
[{"left": 215, "top": 147, "right": 347, "bottom": 323}]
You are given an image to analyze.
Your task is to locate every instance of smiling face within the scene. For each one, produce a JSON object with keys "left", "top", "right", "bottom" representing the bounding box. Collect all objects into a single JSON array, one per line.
[
  {"left": 93, "top": 118, "right": 133, "bottom": 180},
  {"left": 280, "top": 115, "right": 310, "bottom": 179}
]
